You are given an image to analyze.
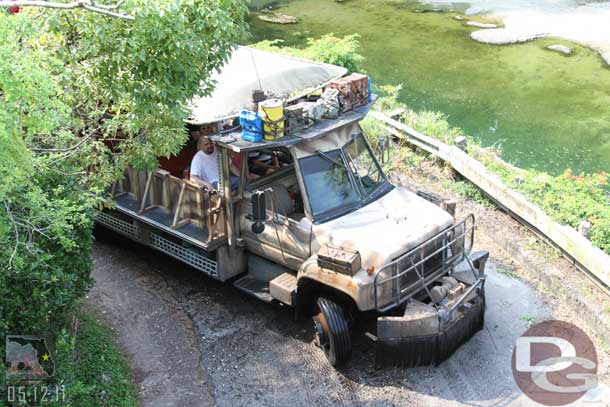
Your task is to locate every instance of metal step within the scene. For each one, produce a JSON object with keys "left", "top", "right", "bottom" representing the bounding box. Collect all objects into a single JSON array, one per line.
[
  {"left": 234, "top": 276, "right": 273, "bottom": 303},
  {"left": 270, "top": 273, "right": 297, "bottom": 306}
]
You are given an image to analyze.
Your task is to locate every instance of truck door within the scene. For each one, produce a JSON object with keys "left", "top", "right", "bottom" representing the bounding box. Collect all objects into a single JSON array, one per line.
[{"left": 240, "top": 183, "right": 312, "bottom": 270}]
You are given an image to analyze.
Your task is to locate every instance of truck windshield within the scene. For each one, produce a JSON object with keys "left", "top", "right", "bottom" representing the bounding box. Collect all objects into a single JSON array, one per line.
[
  {"left": 299, "top": 150, "right": 361, "bottom": 216},
  {"left": 343, "top": 133, "right": 385, "bottom": 196},
  {"left": 299, "top": 133, "right": 387, "bottom": 219}
]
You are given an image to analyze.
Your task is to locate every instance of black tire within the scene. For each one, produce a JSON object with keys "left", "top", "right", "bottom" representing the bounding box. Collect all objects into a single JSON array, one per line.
[{"left": 313, "top": 297, "right": 352, "bottom": 367}]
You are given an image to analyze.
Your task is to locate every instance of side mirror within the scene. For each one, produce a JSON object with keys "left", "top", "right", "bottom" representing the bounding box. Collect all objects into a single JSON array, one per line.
[{"left": 251, "top": 190, "right": 266, "bottom": 234}]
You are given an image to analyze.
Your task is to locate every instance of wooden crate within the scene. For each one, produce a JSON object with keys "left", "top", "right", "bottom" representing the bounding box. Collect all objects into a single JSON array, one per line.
[{"left": 327, "top": 73, "right": 369, "bottom": 112}]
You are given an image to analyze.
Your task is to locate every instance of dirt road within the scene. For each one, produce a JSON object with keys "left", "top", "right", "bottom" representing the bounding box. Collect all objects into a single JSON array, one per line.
[{"left": 90, "top": 225, "right": 610, "bottom": 407}]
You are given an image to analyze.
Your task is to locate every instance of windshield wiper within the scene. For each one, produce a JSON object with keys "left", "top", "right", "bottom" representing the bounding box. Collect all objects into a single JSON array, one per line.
[
  {"left": 314, "top": 150, "right": 343, "bottom": 167},
  {"left": 342, "top": 149, "right": 367, "bottom": 193}
]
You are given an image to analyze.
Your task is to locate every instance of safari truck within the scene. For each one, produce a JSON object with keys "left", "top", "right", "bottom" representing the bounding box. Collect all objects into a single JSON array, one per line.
[{"left": 96, "top": 47, "right": 489, "bottom": 367}]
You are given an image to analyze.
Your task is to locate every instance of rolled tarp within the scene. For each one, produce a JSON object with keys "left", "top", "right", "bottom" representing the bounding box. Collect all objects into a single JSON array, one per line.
[{"left": 186, "top": 46, "right": 347, "bottom": 125}]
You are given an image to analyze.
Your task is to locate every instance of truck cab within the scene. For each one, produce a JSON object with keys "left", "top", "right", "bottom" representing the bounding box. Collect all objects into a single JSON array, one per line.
[{"left": 97, "top": 47, "right": 488, "bottom": 368}]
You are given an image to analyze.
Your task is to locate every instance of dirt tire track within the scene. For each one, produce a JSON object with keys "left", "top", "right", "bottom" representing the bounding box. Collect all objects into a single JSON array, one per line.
[
  {"left": 89, "top": 241, "right": 215, "bottom": 407},
  {"left": 172, "top": 279, "right": 361, "bottom": 407}
]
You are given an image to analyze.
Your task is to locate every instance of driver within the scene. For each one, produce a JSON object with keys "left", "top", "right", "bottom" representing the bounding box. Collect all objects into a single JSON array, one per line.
[{"left": 190, "top": 136, "right": 240, "bottom": 190}]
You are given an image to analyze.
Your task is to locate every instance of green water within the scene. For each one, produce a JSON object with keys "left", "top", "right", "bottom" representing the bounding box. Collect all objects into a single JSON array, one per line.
[{"left": 248, "top": 0, "right": 610, "bottom": 174}]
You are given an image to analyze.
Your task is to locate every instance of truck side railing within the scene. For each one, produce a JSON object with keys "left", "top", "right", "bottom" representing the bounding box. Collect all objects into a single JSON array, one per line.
[
  {"left": 373, "top": 214, "right": 475, "bottom": 312},
  {"left": 111, "top": 167, "right": 226, "bottom": 245}
]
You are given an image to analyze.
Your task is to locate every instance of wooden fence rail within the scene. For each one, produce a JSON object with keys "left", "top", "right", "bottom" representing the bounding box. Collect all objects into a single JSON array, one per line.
[{"left": 371, "top": 111, "right": 610, "bottom": 293}]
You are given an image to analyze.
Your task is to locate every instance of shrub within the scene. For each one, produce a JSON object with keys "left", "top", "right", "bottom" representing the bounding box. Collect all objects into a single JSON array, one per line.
[
  {"left": 252, "top": 34, "right": 365, "bottom": 73},
  {"left": 500, "top": 169, "right": 610, "bottom": 253},
  {"left": 0, "top": 173, "right": 94, "bottom": 339}
]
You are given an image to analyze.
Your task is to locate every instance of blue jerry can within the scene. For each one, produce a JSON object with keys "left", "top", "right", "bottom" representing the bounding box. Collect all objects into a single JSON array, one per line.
[{"left": 239, "top": 110, "right": 263, "bottom": 142}]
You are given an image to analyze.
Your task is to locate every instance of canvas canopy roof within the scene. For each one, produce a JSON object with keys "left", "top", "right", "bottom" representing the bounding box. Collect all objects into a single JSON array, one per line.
[{"left": 186, "top": 46, "right": 348, "bottom": 125}]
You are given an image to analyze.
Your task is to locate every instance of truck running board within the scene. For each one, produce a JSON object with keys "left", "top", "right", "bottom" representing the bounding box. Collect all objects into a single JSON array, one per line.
[
  {"left": 233, "top": 272, "right": 297, "bottom": 305},
  {"left": 269, "top": 273, "right": 296, "bottom": 306},
  {"left": 234, "top": 276, "right": 274, "bottom": 303}
]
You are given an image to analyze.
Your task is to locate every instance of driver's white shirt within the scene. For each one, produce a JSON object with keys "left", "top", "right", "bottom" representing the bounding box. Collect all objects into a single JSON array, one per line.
[{"left": 190, "top": 150, "right": 218, "bottom": 184}]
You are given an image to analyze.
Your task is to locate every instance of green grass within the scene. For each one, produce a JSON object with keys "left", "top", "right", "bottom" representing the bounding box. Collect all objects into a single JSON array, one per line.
[
  {"left": 496, "top": 268, "right": 520, "bottom": 279},
  {"left": 520, "top": 315, "right": 537, "bottom": 328},
  {"left": 69, "top": 309, "right": 137, "bottom": 407},
  {"left": 447, "top": 180, "right": 494, "bottom": 207}
]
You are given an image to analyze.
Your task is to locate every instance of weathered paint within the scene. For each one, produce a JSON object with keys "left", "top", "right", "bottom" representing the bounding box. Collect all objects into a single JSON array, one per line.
[
  {"left": 292, "top": 122, "right": 360, "bottom": 158},
  {"left": 299, "top": 186, "right": 454, "bottom": 311},
  {"left": 311, "top": 187, "right": 454, "bottom": 268}
]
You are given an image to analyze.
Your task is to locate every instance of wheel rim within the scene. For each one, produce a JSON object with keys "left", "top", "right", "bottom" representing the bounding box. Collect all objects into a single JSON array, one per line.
[
  {"left": 313, "top": 315, "right": 329, "bottom": 352},
  {"left": 312, "top": 297, "right": 352, "bottom": 367}
]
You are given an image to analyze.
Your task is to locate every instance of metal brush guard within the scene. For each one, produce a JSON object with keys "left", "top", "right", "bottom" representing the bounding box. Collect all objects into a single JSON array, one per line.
[{"left": 373, "top": 214, "right": 476, "bottom": 312}]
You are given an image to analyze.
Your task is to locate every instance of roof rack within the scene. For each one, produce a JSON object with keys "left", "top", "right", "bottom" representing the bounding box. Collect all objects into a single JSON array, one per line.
[{"left": 211, "top": 96, "right": 377, "bottom": 153}]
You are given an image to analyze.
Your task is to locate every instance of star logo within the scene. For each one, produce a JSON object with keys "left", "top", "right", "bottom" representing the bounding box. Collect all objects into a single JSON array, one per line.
[{"left": 42, "top": 353, "right": 50, "bottom": 362}]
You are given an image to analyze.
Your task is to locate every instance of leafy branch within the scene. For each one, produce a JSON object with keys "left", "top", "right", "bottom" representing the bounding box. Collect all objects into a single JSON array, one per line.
[{"left": 0, "top": 0, "right": 134, "bottom": 20}]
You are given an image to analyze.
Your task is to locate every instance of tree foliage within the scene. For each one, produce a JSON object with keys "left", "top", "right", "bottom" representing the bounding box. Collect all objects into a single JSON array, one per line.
[
  {"left": 252, "top": 33, "right": 365, "bottom": 74},
  {"left": 0, "top": 0, "right": 246, "bottom": 341}
]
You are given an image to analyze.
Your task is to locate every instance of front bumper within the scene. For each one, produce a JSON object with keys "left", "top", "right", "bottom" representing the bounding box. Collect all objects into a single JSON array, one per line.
[
  {"left": 371, "top": 250, "right": 488, "bottom": 367},
  {"left": 374, "top": 282, "right": 485, "bottom": 367}
]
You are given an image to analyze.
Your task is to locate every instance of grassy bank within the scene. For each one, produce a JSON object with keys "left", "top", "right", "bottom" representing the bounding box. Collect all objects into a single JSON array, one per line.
[
  {"left": 362, "top": 86, "right": 610, "bottom": 255},
  {"left": 1, "top": 306, "right": 137, "bottom": 407}
]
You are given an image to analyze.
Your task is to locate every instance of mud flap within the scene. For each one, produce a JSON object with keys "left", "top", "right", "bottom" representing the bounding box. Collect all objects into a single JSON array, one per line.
[{"left": 374, "top": 294, "right": 485, "bottom": 368}]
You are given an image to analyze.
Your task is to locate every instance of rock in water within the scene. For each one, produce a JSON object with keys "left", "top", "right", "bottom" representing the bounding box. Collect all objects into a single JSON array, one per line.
[
  {"left": 547, "top": 44, "right": 572, "bottom": 55},
  {"left": 466, "top": 21, "right": 498, "bottom": 29},
  {"left": 258, "top": 12, "right": 298, "bottom": 24},
  {"left": 470, "top": 29, "right": 546, "bottom": 45}
]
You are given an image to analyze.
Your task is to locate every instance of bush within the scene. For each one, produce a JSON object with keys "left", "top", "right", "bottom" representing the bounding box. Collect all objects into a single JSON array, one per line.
[
  {"left": 498, "top": 169, "right": 610, "bottom": 253},
  {"left": 252, "top": 34, "right": 365, "bottom": 73},
  {"left": 0, "top": 140, "right": 94, "bottom": 343}
]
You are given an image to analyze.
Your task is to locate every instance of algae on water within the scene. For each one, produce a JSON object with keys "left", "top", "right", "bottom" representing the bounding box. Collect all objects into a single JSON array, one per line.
[{"left": 249, "top": 0, "right": 610, "bottom": 175}]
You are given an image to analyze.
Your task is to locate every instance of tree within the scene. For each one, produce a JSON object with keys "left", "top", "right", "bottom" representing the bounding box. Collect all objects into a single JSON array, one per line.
[
  {"left": 0, "top": 0, "right": 247, "bottom": 339},
  {"left": 1, "top": 0, "right": 135, "bottom": 20}
]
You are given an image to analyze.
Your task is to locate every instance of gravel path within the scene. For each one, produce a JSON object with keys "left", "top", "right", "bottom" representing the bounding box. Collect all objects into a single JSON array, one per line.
[{"left": 91, "top": 226, "right": 595, "bottom": 407}]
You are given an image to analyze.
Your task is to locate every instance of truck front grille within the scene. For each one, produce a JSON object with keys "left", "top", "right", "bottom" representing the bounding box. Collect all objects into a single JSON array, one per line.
[{"left": 374, "top": 214, "right": 475, "bottom": 312}]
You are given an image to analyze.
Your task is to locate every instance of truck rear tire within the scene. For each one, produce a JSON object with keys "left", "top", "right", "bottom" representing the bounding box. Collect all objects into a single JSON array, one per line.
[{"left": 313, "top": 297, "right": 352, "bottom": 367}]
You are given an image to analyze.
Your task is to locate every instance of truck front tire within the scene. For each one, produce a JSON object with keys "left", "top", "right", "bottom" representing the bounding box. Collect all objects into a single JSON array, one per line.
[{"left": 313, "top": 297, "right": 352, "bottom": 367}]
